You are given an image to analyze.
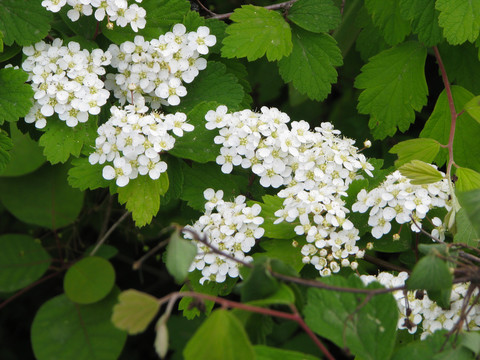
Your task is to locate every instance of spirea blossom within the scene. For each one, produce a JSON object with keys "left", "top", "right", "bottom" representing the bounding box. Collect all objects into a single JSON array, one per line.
[
  {"left": 22, "top": 39, "right": 111, "bottom": 129},
  {"left": 184, "top": 189, "right": 264, "bottom": 284},
  {"left": 41, "top": 0, "right": 146, "bottom": 32},
  {"left": 206, "top": 105, "right": 375, "bottom": 276},
  {"left": 105, "top": 24, "right": 216, "bottom": 108},
  {"left": 88, "top": 99, "right": 193, "bottom": 187},
  {"left": 352, "top": 170, "right": 451, "bottom": 239},
  {"left": 361, "top": 272, "right": 480, "bottom": 339}
]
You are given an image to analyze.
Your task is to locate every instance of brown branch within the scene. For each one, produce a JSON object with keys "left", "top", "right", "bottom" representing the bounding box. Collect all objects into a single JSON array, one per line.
[
  {"left": 364, "top": 254, "right": 411, "bottom": 273},
  {"left": 209, "top": 0, "right": 298, "bottom": 20}
]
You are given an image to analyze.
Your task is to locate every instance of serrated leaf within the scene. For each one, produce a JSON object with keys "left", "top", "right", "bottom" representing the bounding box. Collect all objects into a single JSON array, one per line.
[
  {"left": 112, "top": 289, "right": 161, "bottom": 335},
  {"left": 436, "top": 0, "right": 480, "bottom": 45},
  {"left": 0, "top": 123, "right": 45, "bottom": 177},
  {"left": 355, "top": 41, "right": 428, "bottom": 139},
  {"left": 102, "top": 0, "right": 190, "bottom": 43},
  {"left": 421, "top": 86, "right": 480, "bottom": 172},
  {"left": 252, "top": 195, "right": 297, "bottom": 239},
  {"left": 116, "top": 172, "right": 169, "bottom": 227},
  {"left": 161, "top": 155, "right": 184, "bottom": 205},
  {"left": 39, "top": 117, "right": 98, "bottom": 164},
  {"left": 0, "top": 0, "right": 52, "bottom": 46},
  {"left": 398, "top": 160, "right": 444, "bottom": 185},
  {"left": 174, "top": 61, "right": 244, "bottom": 113},
  {"left": 183, "top": 309, "right": 255, "bottom": 360},
  {"left": 0, "top": 234, "right": 51, "bottom": 292},
  {"left": 407, "top": 254, "right": 453, "bottom": 291},
  {"left": 457, "top": 189, "right": 480, "bottom": 237},
  {"left": 169, "top": 101, "right": 221, "bottom": 162},
  {"left": 183, "top": 10, "right": 205, "bottom": 32},
  {"left": 390, "top": 138, "right": 440, "bottom": 167},
  {"left": 31, "top": 290, "right": 127, "bottom": 360},
  {"left": 0, "top": 130, "right": 12, "bottom": 173},
  {"left": 399, "top": 0, "right": 443, "bottom": 46},
  {"left": 257, "top": 238, "right": 304, "bottom": 273},
  {"left": 464, "top": 95, "right": 480, "bottom": 124},
  {"left": 287, "top": 0, "right": 341, "bottom": 33},
  {"left": 221, "top": 5, "right": 292, "bottom": 62},
  {"left": 219, "top": 58, "right": 253, "bottom": 108},
  {"left": 304, "top": 276, "right": 398, "bottom": 360},
  {"left": 180, "top": 162, "right": 248, "bottom": 211},
  {"left": 254, "top": 345, "right": 320, "bottom": 360},
  {"left": 64, "top": 256, "right": 115, "bottom": 305},
  {"left": 0, "top": 163, "right": 83, "bottom": 229},
  {"left": 456, "top": 167, "right": 480, "bottom": 191},
  {"left": 278, "top": 27, "right": 342, "bottom": 101},
  {"left": 0, "top": 68, "right": 34, "bottom": 124},
  {"left": 166, "top": 230, "right": 197, "bottom": 283},
  {"left": 67, "top": 157, "right": 110, "bottom": 191},
  {"left": 365, "top": 0, "right": 411, "bottom": 45},
  {"left": 453, "top": 208, "right": 479, "bottom": 247},
  {"left": 355, "top": 14, "right": 389, "bottom": 61}
]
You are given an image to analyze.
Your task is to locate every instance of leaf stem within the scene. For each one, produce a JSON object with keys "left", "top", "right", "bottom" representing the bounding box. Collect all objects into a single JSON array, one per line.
[{"left": 209, "top": 0, "right": 298, "bottom": 20}]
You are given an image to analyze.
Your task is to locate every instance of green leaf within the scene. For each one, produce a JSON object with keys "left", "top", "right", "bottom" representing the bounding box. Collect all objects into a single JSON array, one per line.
[
  {"left": 398, "top": 160, "right": 444, "bottom": 185},
  {"left": 240, "top": 261, "right": 280, "bottom": 303},
  {"left": 365, "top": 0, "right": 411, "bottom": 45},
  {"left": 183, "top": 309, "right": 255, "bottom": 360},
  {"left": 84, "top": 244, "right": 118, "bottom": 260},
  {"left": 355, "top": 13, "right": 389, "bottom": 61},
  {"left": 111, "top": 289, "right": 161, "bottom": 335},
  {"left": 59, "top": 7, "right": 97, "bottom": 39},
  {"left": 355, "top": 41, "right": 428, "bottom": 139},
  {"left": 101, "top": 0, "right": 190, "bottom": 44},
  {"left": 407, "top": 254, "right": 453, "bottom": 291},
  {"left": 464, "top": 95, "right": 480, "bottom": 124},
  {"left": 67, "top": 157, "right": 110, "bottom": 191},
  {"left": 287, "top": 0, "right": 341, "bottom": 33},
  {"left": 174, "top": 61, "right": 244, "bottom": 113},
  {"left": 166, "top": 230, "right": 197, "bottom": 283},
  {"left": 454, "top": 208, "right": 479, "bottom": 247},
  {"left": 0, "top": 123, "right": 45, "bottom": 177},
  {"left": 221, "top": 5, "right": 292, "bottom": 62},
  {"left": 247, "top": 283, "right": 295, "bottom": 307},
  {"left": 39, "top": 117, "right": 97, "bottom": 164},
  {"left": 427, "top": 287, "right": 452, "bottom": 309},
  {"left": 0, "top": 68, "right": 34, "bottom": 124},
  {"left": 169, "top": 102, "right": 221, "bottom": 162},
  {"left": 0, "top": 0, "right": 52, "bottom": 46},
  {"left": 64, "top": 256, "right": 116, "bottom": 305},
  {"left": 457, "top": 189, "right": 480, "bottom": 237},
  {"left": 278, "top": 27, "right": 343, "bottom": 101},
  {"left": 460, "top": 332, "right": 480, "bottom": 355},
  {"left": 456, "top": 167, "right": 480, "bottom": 191},
  {"left": 304, "top": 275, "right": 398, "bottom": 360},
  {"left": 0, "top": 234, "right": 51, "bottom": 292},
  {"left": 116, "top": 172, "right": 169, "bottom": 227},
  {"left": 399, "top": 0, "right": 443, "bottom": 46},
  {"left": 390, "top": 138, "right": 440, "bottom": 167},
  {"left": 436, "top": 0, "right": 480, "bottom": 45},
  {"left": 257, "top": 238, "right": 304, "bottom": 273},
  {"left": 0, "top": 129, "right": 12, "bottom": 173},
  {"left": 31, "top": 289, "right": 127, "bottom": 360},
  {"left": 254, "top": 345, "right": 320, "bottom": 360},
  {"left": 252, "top": 195, "right": 297, "bottom": 239},
  {"left": 421, "top": 86, "right": 480, "bottom": 172},
  {"left": 180, "top": 162, "right": 248, "bottom": 211},
  {"left": 0, "top": 163, "right": 84, "bottom": 229},
  {"left": 219, "top": 58, "right": 253, "bottom": 109}
]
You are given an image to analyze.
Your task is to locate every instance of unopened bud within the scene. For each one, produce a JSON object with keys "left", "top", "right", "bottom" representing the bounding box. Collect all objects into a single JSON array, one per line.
[
  {"left": 155, "top": 314, "right": 169, "bottom": 359},
  {"left": 393, "top": 233, "right": 400, "bottom": 241},
  {"left": 107, "top": 22, "right": 114, "bottom": 30},
  {"left": 128, "top": 83, "right": 137, "bottom": 91},
  {"left": 292, "top": 240, "right": 299, "bottom": 248},
  {"left": 364, "top": 140, "right": 372, "bottom": 148},
  {"left": 366, "top": 242, "right": 374, "bottom": 250}
]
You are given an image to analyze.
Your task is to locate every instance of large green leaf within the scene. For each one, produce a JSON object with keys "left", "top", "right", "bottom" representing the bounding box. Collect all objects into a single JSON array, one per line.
[
  {"left": 421, "top": 86, "right": 480, "bottom": 172},
  {"left": 254, "top": 345, "right": 320, "bottom": 360},
  {"left": 166, "top": 230, "right": 197, "bottom": 283},
  {"left": 407, "top": 254, "right": 453, "bottom": 291},
  {"left": 116, "top": 172, "right": 169, "bottom": 227},
  {"left": 390, "top": 138, "right": 440, "bottom": 167},
  {"left": 287, "top": 0, "right": 341, "bottom": 33},
  {"left": 240, "top": 261, "right": 280, "bottom": 303},
  {"left": 453, "top": 208, "right": 479, "bottom": 247},
  {"left": 0, "top": 234, "right": 51, "bottom": 292},
  {"left": 257, "top": 238, "right": 304, "bottom": 273},
  {"left": 112, "top": 289, "right": 161, "bottom": 335},
  {"left": 398, "top": 160, "right": 444, "bottom": 185},
  {"left": 278, "top": 27, "right": 343, "bottom": 101},
  {"left": 0, "top": 123, "right": 45, "bottom": 177},
  {"left": 0, "top": 0, "right": 52, "bottom": 46},
  {"left": 252, "top": 195, "right": 297, "bottom": 240},
  {"left": 64, "top": 257, "right": 116, "bottom": 305},
  {"left": 436, "top": 0, "right": 480, "bottom": 45},
  {"left": 399, "top": 0, "right": 443, "bottom": 46},
  {"left": 304, "top": 275, "right": 398, "bottom": 360},
  {"left": 169, "top": 101, "right": 221, "bottom": 163},
  {"left": 456, "top": 167, "right": 480, "bottom": 192},
  {"left": 0, "top": 129, "right": 12, "bottom": 173},
  {"left": 457, "top": 189, "right": 480, "bottom": 237},
  {"left": 355, "top": 41, "right": 428, "bottom": 139},
  {"left": 221, "top": 5, "right": 292, "bottom": 62},
  {"left": 67, "top": 157, "right": 110, "bottom": 191},
  {"left": 183, "top": 309, "right": 255, "bottom": 360},
  {"left": 31, "top": 289, "right": 127, "bottom": 360},
  {"left": 0, "top": 68, "right": 34, "bottom": 124},
  {"left": 464, "top": 95, "right": 480, "bottom": 124},
  {"left": 365, "top": 0, "right": 411, "bottom": 45},
  {"left": 0, "top": 163, "right": 83, "bottom": 229}
]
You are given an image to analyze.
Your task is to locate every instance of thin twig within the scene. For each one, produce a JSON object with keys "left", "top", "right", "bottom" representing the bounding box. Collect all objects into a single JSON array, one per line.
[
  {"left": 90, "top": 212, "right": 130, "bottom": 256},
  {"left": 195, "top": 0, "right": 217, "bottom": 16},
  {"left": 364, "top": 254, "right": 411, "bottom": 273},
  {"left": 209, "top": 0, "right": 298, "bottom": 20},
  {"left": 132, "top": 239, "right": 170, "bottom": 270}
]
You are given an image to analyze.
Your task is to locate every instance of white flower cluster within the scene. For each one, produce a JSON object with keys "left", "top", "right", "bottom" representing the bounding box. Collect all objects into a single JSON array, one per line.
[
  {"left": 41, "top": 0, "right": 146, "bottom": 32},
  {"left": 206, "top": 105, "right": 375, "bottom": 276},
  {"left": 22, "top": 39, "right": 111, "bottom": 129},
  {"left": 361, "top": 272, "right": 480, "bottom": 339},
  {"left": 352, "top": 170, "right": 451, "bottom": 240},
  {"left": 105, "top": 24, "right": 216, "bottom": 107},
  {"left": 184, "top": 189, "right": 265, "bottom": 284},
  {"left": 88, "top": 99, "right": 193, "bottom": 186}
]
